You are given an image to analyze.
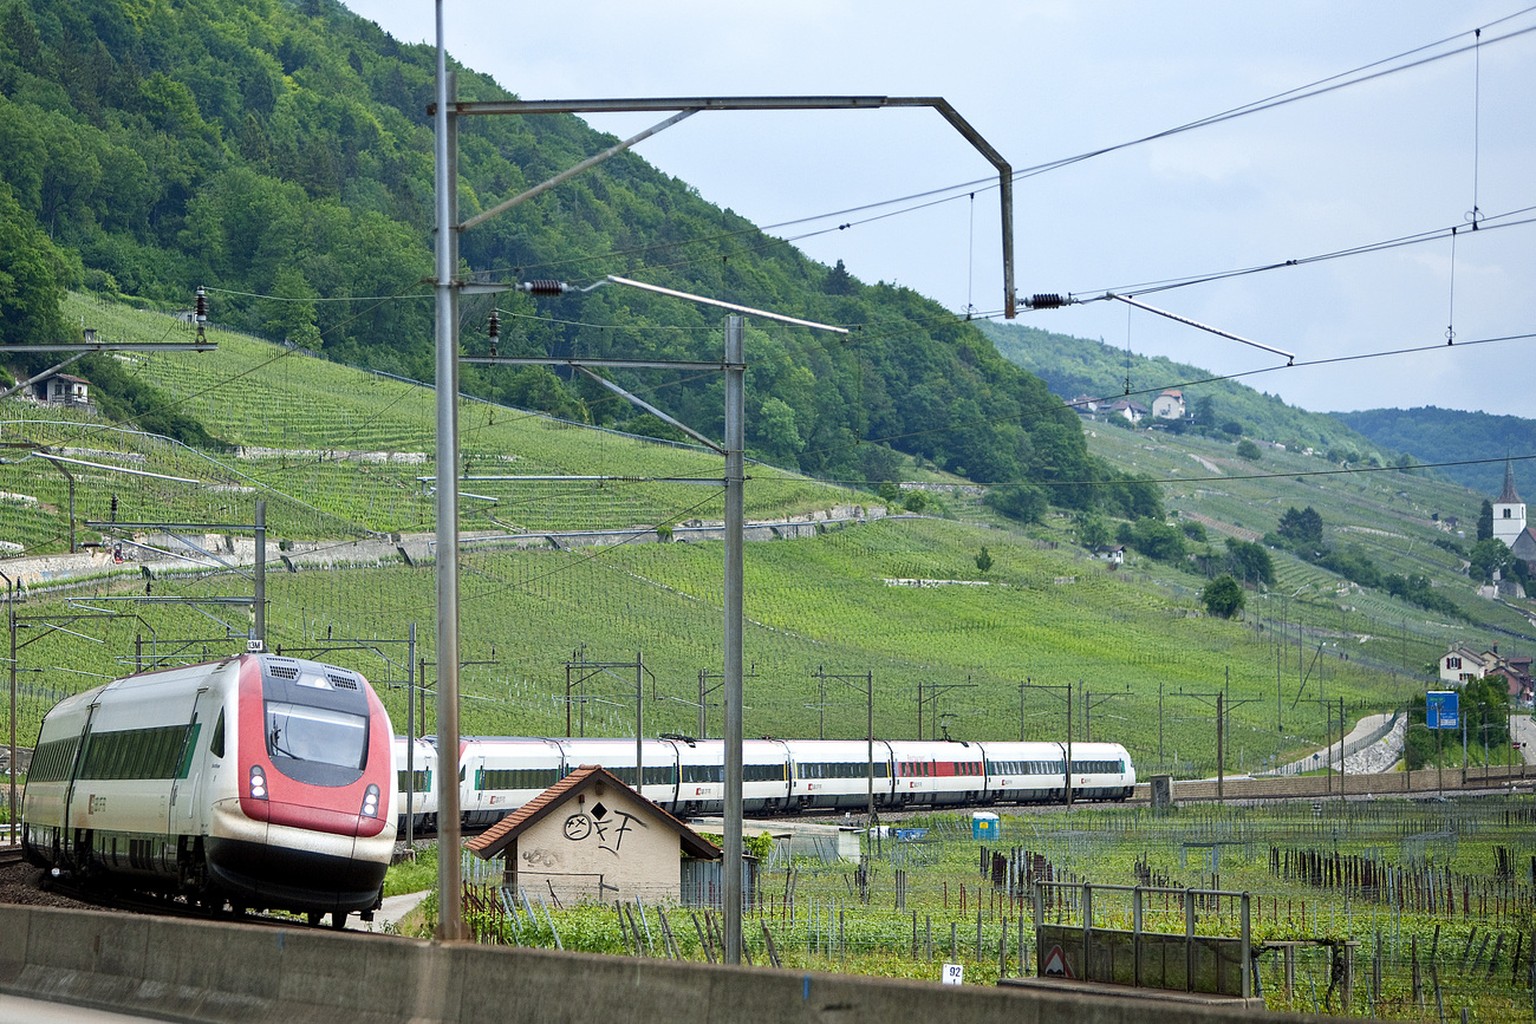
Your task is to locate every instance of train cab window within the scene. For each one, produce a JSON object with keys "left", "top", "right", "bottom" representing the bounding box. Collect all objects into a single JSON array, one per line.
[
  {"left": 210, "top": 711, "right": 225, "bottom": 759},
  {"left": 266, "top": 701, "right": 368, "bottom": 770}
]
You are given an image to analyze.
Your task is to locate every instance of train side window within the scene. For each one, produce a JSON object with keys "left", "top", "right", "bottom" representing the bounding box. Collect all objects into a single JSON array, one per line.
[{"left": 210, "top": 711, "right": 225, "bottom": 759}]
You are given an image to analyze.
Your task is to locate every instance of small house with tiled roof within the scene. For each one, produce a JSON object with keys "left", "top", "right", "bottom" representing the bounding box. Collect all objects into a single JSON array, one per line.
[
  {"left": 1108, "top": 399, "right": 1148, "bottom": 424},
  {"left": 1152, "top": 389, "right": 1185, "bottom": 420},
  {"left": 1439, "top": 645, "right": 1489, "bottom": 686},
  {"left": 466, "top": 764, "right": 721, "bottom": 905},
  {"left": 25, "top": 371, "right": 92, "bottom": 409}
]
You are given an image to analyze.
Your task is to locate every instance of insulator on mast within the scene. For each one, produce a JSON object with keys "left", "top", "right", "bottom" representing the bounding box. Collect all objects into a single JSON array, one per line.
[
  {"left": 519, "top": 280, "right": 569, "bottom": 296},
  {"left": 1025, "top": 293, "right": 1067, "bottom": 310},
  {"left": 194, "top": 285, "right": 209, "bottom": 343}
]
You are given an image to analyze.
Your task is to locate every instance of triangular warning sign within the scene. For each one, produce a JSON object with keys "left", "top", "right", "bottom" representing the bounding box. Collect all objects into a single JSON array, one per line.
[{"left": 1042, "top": 945, "right": 1073, "bottom": 979}]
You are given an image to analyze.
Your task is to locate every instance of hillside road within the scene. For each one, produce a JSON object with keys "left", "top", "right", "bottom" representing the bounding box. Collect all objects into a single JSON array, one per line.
[{"left": 1512, "top": 711, "right": 1536, "bottom": 764}]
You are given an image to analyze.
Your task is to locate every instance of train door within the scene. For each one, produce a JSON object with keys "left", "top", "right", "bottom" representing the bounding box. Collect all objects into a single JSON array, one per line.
[
  {"left": 462, "top": 748, "right": 485, "bottom": 824},
  {"left": 59, "top": 702, "right": 100, "bottom": 868},
  {"left": 170, "top": 687, "right": 217, "bottom": 837}
]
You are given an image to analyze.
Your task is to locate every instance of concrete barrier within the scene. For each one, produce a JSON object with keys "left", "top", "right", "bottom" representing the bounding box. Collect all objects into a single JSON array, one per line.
[{"left": 0, "top": 904, "right": 1328, "bottom": 1024}]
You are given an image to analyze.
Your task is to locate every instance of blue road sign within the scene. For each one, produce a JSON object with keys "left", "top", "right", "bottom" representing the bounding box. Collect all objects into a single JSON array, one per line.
[{"left": 1426, "top": 690, "right": 1459, "bottom": 730}]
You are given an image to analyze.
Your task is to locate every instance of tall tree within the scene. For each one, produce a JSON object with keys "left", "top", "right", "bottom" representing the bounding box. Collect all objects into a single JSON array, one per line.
[
  {"left": 1477, "top": 499, "right": 1494, "bottom": 542},
  {"left": 1200, "top": 575, "right": 1245, "bottom": 618},
  {"left": 1468, "top": 538, "right": 1513, "bottom": 583},
  {"left": 1276, "top": 506, "right": 1324, "bottom": 547}
]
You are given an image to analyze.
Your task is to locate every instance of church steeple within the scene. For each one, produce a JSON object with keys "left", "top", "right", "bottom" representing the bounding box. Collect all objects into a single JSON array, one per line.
[
  {"left": 1498, "top": 458, "right": 1522, "bottom": 504},
  {"left": 1493, "top": 458, "right": 1526, "bottom": 549}
]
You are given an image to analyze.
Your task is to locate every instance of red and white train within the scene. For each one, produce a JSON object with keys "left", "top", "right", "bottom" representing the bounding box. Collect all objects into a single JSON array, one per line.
[
  {"left": 23, "top": 653, "right": 397, "bottom": 928},
  {"left": 394, "top": 735, "right": 1135, "bottom": 833}
]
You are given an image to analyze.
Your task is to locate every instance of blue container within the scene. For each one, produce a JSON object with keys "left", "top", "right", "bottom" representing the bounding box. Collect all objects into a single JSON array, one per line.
[{"left": 971, "top": 811, "right": 1000, "bottom": 840}]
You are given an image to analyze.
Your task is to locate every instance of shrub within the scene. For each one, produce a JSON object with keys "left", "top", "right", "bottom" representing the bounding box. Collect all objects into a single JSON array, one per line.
[{"left": 1200, "top": 575, "right": 1245, "bottom": 618}]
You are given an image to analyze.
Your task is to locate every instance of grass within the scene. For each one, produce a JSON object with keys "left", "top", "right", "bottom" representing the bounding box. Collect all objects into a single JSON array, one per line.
[{"left": 388, "top": 795, "right": 1536, "bottom": 1020}]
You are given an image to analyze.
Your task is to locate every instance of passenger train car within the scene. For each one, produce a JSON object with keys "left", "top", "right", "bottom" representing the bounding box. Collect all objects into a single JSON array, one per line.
[
  {"left": 393, "top": 735, "right": 438, "bottom": 837},
  {"left": 23, "top": 654, "right": 397, "bottom": 927},
  {"left": 395, "top": 735, "right": 1134, "bottom": 833}
]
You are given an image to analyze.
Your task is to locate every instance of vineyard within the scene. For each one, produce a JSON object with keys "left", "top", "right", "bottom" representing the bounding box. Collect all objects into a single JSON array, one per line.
[
  {"left": 0, "top": 518, "right": 1454, "bottom": 778},
  {"left": 393, "top": 798, "right": 1536, "bottom": 1021},
  {"left": 2, "top": 295, "right": 1533, "bottom": 792}
]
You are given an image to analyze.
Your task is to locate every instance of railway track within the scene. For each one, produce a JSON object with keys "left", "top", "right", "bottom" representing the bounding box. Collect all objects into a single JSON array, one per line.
[{"left": 0, "top": 844, "right": 366, "bottom": 929}]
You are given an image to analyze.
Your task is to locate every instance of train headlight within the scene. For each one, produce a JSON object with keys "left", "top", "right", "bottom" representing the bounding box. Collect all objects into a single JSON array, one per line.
[
  {"left": 248, "top": 765, "right": 268, "bottom": 800},
  {"left": 360, "top": 783, "right": 381, "bottom": 818}
]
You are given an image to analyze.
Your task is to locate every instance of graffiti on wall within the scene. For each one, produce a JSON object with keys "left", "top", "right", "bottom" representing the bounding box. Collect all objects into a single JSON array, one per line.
[{"left": 561, "top": 799, "right": 646, "bottom": 857}]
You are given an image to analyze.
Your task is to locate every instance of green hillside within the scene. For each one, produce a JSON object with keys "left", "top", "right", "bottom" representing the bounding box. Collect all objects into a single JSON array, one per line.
[
  {"left": 979, "top": 320, "right": 1392, "bottom": 463},
  {"left": 0, "top": 0, "right": 1157, "bottom": 519},
  {"left": 1, "top": 293, "right": 853, "bottom": 543},
  {"left": 4, "top": 301, "right": 1529, "bottom": 783}
]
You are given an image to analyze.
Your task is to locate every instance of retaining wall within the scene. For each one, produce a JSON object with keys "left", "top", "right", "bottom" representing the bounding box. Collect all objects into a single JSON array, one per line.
[
  {"left": 1132, "top": 764, "right": 1534, "bottom": 803},
  {"left": 0, "top": 904, "right": 1326, "bottom": 1024}
]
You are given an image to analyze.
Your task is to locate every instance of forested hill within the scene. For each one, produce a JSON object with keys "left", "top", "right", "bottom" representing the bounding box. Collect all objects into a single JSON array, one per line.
[
  {"left": 0, "top": 0, "right": 1159, "bottom": 518},
  {"left": 978, "top": 320, "right": 1387, "bottom": 460},
  {"left": 1337, "top": 407, "right": 1536, "bottom": 495}
]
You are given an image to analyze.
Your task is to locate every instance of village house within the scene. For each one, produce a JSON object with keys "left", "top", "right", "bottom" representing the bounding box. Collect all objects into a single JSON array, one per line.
[
  {"left": 1439, "top": 645, "right": 1489, "bottom": 686},
  {"left": 24, "top": 371, "right": 92, "bottom": 409},
  {"left": 1091, "top": 544, "right": 1126, "bottom": 568},
  {"left": 1107, "top": 399, "right": 1148, "bottom": 424},
  {"left": 1497, "top": 653, "right": 1535, "bottom": 707},
  {"left": 1438, "top": 643, "right": 1535, "bottom": 706},
  {"left": 1151, "top": 389, "right": 1185, "bottom": 420}
]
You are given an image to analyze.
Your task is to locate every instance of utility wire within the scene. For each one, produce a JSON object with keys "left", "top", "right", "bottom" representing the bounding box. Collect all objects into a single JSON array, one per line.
[{"left": 437, "top": 13, "right": 1536, "bottom": 291}]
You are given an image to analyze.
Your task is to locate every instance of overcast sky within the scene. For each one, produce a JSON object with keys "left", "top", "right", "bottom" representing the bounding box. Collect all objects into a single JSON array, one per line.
[{"left": 345, "top": 1, "right": 1536, "bottom": 419}]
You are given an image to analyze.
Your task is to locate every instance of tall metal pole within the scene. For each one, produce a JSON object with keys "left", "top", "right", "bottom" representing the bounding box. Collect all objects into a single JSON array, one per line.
[
  {"left": 4, "top": 571, "right": 15, "bottom": 845},
  {"left": 1019, "top": 678, "right": 1026, "bottom": 742},
  {"left": 406, "top": 622, "right": 416, "bottom": 849},
  {"left": 817, "top": 665, "right": 826, "bottom": 740},
  {"left": 865, "top": 671, "right": 874, "bottom": 825},
  {"left": 1064, "top": 680, "right": 1074, "bottom": 809},
  {"left": 1216, "top": 691, "right": 1225, "bottom": 802},
  {"left": 722, "top": 314, "right": 745, "bottom": 964},
  {"left": 1339, "top": 694, "right": 1346, "bottom": 804},
  {"left": 253, "top": 499, "right": 265, "bottom": 650},
  {"left": 635, "top": 650, "right": 644, "bottom": 794},
  {"left": 432, "top": 1, "right": 465, "bottom": 942}
]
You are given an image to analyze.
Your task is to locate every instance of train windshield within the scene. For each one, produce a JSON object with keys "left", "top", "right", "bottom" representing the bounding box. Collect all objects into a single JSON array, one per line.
[{"left": 266, "top": 701, "right": 368, "bottom": 769}]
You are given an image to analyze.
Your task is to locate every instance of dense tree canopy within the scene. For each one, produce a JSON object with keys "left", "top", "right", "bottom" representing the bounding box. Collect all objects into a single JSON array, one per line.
[
  {"left": 0, "top": 179, "right": 75, "bottom": 351},
  {"left": 1340, "top": 406, "right": 1536, "bottom": 495}
]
